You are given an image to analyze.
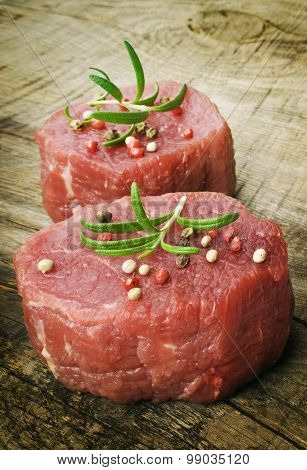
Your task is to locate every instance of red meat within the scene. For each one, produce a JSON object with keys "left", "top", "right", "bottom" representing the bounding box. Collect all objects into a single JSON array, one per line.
[
  {"left": 35, "top": 81, "right": 236, "bottom": 222},
  {"left": 14, "top": 192, "right": 293, "bottom": 403}
]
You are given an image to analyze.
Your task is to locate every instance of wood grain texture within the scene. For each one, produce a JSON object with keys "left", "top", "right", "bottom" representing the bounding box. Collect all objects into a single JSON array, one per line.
[{"left": 0, "top": 0, "right": 306, "bottom": 450}]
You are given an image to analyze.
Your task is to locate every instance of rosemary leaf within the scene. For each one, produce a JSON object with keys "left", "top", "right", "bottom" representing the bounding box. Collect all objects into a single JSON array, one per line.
[
  {"left": 89, "top": 67, "right": 111, "bottom": 81},
  {"left": 177, "top": 212, "right": 239, "bottom": 230},
  {"left": 63, "top": 106, "right": 73, "bottom": 122},
  {"left": 150, "top": 84, "right": 187, "bottom": 112},
  {"left": 103, "top": 125, "right": 135, "bottom": 147},
  {"left": 89, "top": 75, "right": 123, "bottom": 102},
  {"left": 138, "top": 248, "right": 155, "bottom": 259},
  {"left": 131, "top": 182, "right": 159, "bottom": 233},
  {"left": 137, "top": 82, "right": 159, "bottom": 106},
  {"left": 80, "top": 232, "right": 159, "bottom": 250},
  {"left": 161, "top": 240, "right": 200, "bottom": 255},
  {"left": 95, "top": 239, "right": 156, "bottom": 257},
  {"left": 124, "top": 40, "right": 145, "bottom": 102},
  {"left": 80, "top": 211, "right": 174, "bottom": 233},
  {"left": 91, "top": 110, "right": 149, "bottom": 125}
]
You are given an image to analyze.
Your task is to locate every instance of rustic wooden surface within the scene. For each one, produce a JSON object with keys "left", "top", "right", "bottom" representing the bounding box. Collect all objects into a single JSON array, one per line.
[{"left": 0, "top": 0, "right": 306, "bottom": 450}]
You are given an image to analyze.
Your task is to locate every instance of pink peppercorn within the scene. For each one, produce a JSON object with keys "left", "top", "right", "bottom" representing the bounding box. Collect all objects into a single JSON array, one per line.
[
  {"left": 223, "top": 226, "right": 236, "bottom": 242},
  {"left": 230, "top": 236, "right": 243, "bottom": 252},
  {"left": 127, "top": 139, "right": 141, "bottom": 149},
  {"left": 182, "top": 128, "right": 193, "bottom": 139},
  {"left": 102, "top": 233, "right": 112, "bottom": 242},
  {"left": 155, "top": 268, "right": 170, "bottom": 285},
  {"left": 206, "top": 229, "right": 218, "bottom": 239},
  {"left": 91, "top": 119, "right": 105, "bottom": 130},
  {"left": 130, "top": 147, "right": 144, "bottom": 158},
  {"left": 172, "top": 107, "right": 183, "bottom": 116},
  {"left": 85, "top": 140, "right": 99, "bottom": 152},
  {"left": 124, "top": 277, "right": 139, "bottom": 291}
]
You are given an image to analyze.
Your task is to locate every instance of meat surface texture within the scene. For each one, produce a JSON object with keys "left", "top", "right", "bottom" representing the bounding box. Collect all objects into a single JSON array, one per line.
[
  {"left": 35, "top": 81, "right": 236, "bottom": 222},
  {"left": 14, "top": 192, "right": 293, "bottom": 404}
]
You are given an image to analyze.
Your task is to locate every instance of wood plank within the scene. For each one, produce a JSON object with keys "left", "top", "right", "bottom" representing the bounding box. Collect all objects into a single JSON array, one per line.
[
  {"left": 0, "top": 0, "right": 306, "bottom": 450},
  {"left": 0, "top": 329, "right": 299, "bottom": 450}
]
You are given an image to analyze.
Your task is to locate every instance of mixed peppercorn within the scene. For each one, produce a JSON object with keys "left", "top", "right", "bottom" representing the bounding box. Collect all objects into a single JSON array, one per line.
[
  {"left": 37, "top": 209, "right": 268, "bottom": 302},
  {"left": 77, "top": 95, "right": 194, "bottom": 156},
  {"left": 121, "top": 258, "right": 171, "bottom": 301}
]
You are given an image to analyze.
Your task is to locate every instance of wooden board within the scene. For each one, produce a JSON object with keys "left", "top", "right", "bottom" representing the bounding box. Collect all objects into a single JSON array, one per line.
[{"left": 0, "top": 0, "right": 306, "bottom": 450}]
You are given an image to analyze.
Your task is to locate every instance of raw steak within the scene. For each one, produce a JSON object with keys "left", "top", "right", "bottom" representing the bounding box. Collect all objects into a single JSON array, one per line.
[
  {"left": 35, "top": 81, "right": 236, "bottom": 222},
  {"left": 14, "top": 191, "right": 293, "bottom": 403}
]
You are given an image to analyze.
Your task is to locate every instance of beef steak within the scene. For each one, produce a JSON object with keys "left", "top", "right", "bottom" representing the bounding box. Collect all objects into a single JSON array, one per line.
[
  {"left": 14, "top": 192, "right": 293, "bottom": 403},
  {"left": 35, "top": 81, "right": 236, "bottom": 222}
]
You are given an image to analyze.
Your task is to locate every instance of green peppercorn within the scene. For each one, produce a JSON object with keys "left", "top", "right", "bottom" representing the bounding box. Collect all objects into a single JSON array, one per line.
[
  {"left": 181, "top": 227, "right": 194, "bottom": 238},
  {"left": 135, "top": 122, "right": 148, "bottom": 134},
  {"left": 160, "top": 96, "right": 170, "bottom": 104},
  {"left": 178, "top": 237, "right": 190, "bottom": 247},
  {"left": 146, "top": 127, "right": 158, "bottom": 139}
]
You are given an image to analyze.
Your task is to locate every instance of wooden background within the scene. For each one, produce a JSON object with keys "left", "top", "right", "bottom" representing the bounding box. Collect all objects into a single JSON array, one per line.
[{"left": 0, "top": 0, "right": 306, "bottom": 450}]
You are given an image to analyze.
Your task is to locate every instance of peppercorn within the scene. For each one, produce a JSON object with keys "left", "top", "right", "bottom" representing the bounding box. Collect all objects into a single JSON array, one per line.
[
  {"left": 122, "top": 259, "right": 137, "bottom": 274},
  {"left": 178, "top": 237, "right": 190, "bottom": 247},
  {"left": 182, "top": 128, "right": 193, "bottom": 139},
  {"left": 206, "top": 249, "right": 218, "bottom": 263},
  {"left": 176, "top": 254, "right": 190, "bottom": 269},
  {"left": 138, "top": 264, "right": 151, "bottom": 276},
  {"left": 127, "top": 138, "right": 141, "bottom": 149},
  {"left": 146, "top": 127, "right": 158, "bottom": 139},
  {"left": 135, "top": 122, "right": 148, "bottom": 134},
  {"left": 155, "top": 268, "right": 170, "bottom": 285},
  {"left": 130, "top": 147, "right": 145, "bottom": 158},
  {"left": 128, "top": 287, "right": 142, "bottom": 300},
  {"left": 69, "top": 120, "right": 83, "bottom": 131},
  {"left": 146, "top": 142, "right": 157, "bottom": 152},
  {"left": 230, "top": 236, "right": 243, "bottom": 252},
  {"left": 201, "top": 235, "right": 212, "bottom": 248},
  {"left": 125, "top": 136, "right": 137, "bottom": 147},
  {"left": 172, "top": 107, "right": 183, "bottom": 116},
  {"left": 102, "top": 232, "right": 112, "bottom": 242},
  {"left": 37, "top": 259, "right": 54, "bottom": 273},
  {"left": 223, "top": 226, "right": 236, "bottom": 242},
  {"left": 181, "top": 227, "right": 193, "bottom": 238},
  {"left": 95, "top": 209, "right": 112, "bottom": 223},
  {"left": 160, "top": 96, "right": 170, "bottom": 104},
  {"left": 91, "top": 119, "right": 105, "bottom": 130},
  {"left": 253, "top": 248, "right": 267, "bottom": 264},
  {"left": 104, "top": 129, "right": 120, "bottom": 142},
  {"left": 206, "top": 229, "right": 218, "bottom": 239},
  {"left": 124, "top": 277, "right": 140, "bottom": 291},
  {"left": 85, "top": 140, "right": 99, "bottom": 152}
]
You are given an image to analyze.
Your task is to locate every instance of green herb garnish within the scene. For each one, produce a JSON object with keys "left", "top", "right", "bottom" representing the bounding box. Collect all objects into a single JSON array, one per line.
[
  {"left": 80, "top": 182, "right": 239, "bottom": 259},
  {"left": 64, "top": 41, "right": 187, "bottom": 147}
]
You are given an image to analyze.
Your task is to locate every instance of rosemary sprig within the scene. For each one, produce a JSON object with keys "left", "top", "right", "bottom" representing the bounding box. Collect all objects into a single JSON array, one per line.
[
  {"left": 80, "top": 182, "right": 239, "bottom": 259},
  {"left": 80, "top": 210, "right": 174, "bottom": 233},
  {"left": 64, "top": 41, "right": 187, "bottom": 146},
  {"left": 89, "top": 67, "right": 111, "bottom": 81},
  {"left": 137, "top": 82, "right": 159, "bottom": 106},
  {"left": 177, "top": 212, "right": 239, "bottom": 230},
  {"left": 124, "top": 40, "right": 145, "bottom": 102},
  {"left": 91, "top": 109, "right": 149, "bottom": 125},
  {"left": 130, "top": 182, "right": 159, "bottom": 233},
  {"left": 89, "top": 75, "right": 123, "bottom": 102},
  {"left": 80, "top": 232, "right": 159, "bottom": 250}
]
